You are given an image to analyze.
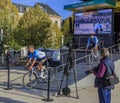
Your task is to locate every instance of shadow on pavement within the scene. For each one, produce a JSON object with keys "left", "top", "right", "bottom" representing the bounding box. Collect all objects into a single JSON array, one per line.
[{"left": 0, "top": 97, "right": 26, "bottom": 103}]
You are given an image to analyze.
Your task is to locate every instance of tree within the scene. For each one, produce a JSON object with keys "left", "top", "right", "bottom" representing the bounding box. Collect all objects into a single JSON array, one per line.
[
  {"left": 0, "top": 0, "right": 19, "bottom": 49},
  {"left": 14, "top": 4, "right": 52, "bottom": 48},
  {"left": 9, "top": 40, "right": 21, "bottom": 50},
  {"left": 61, "top": 16, "right": 74, "bottom": 46},
  {"left": 47, "top": 23, "right": 63, "bottom": 49}
]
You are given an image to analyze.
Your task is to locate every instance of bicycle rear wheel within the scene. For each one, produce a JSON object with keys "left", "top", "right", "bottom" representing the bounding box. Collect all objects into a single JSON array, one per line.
[
  {"left": 44, "top": 67, "right": 55, "bottom": 82},
  {"left": 23, "top": 71, "right": 37, "bottom": 89}
]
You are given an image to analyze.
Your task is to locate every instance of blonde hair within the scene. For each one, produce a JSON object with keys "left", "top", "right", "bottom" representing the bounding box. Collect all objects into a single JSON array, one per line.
[{"left": 100, "top": 48, "right": 109, "bottom": 57}]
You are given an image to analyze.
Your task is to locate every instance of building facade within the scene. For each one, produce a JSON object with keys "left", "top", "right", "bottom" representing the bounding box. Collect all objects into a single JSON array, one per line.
[{"left": 13, "top": 3, "right": 62, "bottom": 28}]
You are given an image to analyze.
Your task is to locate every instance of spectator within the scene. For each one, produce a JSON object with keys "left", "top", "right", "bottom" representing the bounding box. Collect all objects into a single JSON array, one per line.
[{"left": 91, "top": 48, "right": 115, "bottom": 103}]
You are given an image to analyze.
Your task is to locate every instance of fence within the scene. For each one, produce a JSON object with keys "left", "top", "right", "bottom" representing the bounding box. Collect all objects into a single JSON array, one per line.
[
  {"left": 61, "top": 36, "right": 104, "bottom": 49},
  {"left": 0, "top": 43, "right": 120, "bottom": 97},
  {"left": 55, "top": 43, "right": 120, "bottom": 91}
]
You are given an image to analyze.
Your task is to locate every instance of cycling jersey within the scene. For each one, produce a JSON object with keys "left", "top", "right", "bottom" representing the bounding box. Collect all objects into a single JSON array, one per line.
[
  {"left": 87, "top": 36, "right": 99, "bottom": 48},
  {"left": 29, "top": 50, "right": 46, "bottom": 60}
]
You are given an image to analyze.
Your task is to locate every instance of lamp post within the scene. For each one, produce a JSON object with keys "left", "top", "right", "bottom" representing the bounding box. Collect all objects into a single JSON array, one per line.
[
  {"left": 61, "top": 35, "right": 64, "bottom": 48},
  {"left": 0, "top": 29, "right": 3, "bottom": 64}
]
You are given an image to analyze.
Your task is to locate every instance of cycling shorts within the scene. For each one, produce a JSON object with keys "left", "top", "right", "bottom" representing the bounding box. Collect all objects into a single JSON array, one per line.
[{"left": 37, "top": 57, "right": 47, "bottom": 64}]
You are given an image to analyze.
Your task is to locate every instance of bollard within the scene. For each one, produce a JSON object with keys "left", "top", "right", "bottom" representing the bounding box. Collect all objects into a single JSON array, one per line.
[
  {"left": 42, "top": 67, "right": 54, "bottom": 102},
  {"left": 4, "top": 53, "right": 12, "bottom": 90}
]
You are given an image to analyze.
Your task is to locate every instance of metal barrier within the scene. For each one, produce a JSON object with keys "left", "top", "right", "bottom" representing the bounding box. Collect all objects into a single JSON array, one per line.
[
  {"left": 61, "top": 36, "right": 103, "bottom": 49},
  {"left": 107, "top": 43, "right": 120, "bottom": 59},
  {"left": 55, "top": 43, "right": 120, "bottom": 92},
  {"left": 54, "top": 48, "right": 93, "bottom": 95},
  {"left": 0, "top": 43, "right": 120, "bottom": 97}
]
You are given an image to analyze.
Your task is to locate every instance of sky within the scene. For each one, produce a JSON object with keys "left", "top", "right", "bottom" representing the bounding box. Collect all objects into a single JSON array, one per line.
[{"left": 12, "top": 0, "right": 81, "bottom": 20}]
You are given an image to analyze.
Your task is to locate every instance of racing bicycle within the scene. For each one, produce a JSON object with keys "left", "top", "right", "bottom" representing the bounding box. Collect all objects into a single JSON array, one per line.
[{"left": 22, "top": 65, "right": 55, "bottom": 89}]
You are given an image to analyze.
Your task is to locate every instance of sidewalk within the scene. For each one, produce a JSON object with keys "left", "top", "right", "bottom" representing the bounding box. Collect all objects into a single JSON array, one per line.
[{"left": 0, "top": 83, "right": 120, "bottom": 103}]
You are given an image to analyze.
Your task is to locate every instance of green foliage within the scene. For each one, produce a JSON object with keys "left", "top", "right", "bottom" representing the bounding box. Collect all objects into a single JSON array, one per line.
[
  {"left": 61, "top": 16, "right": 73, "bottom": 46},
  {"left": 0, "top": 0, "right": 19, "bottom": 48},
  {"left": 47, "top": 23, "right": 63, "bottom": 49},
  {"left": 14, "top": 4, "right": 52, "bottom": 48},
  {"left": 9, "top": 40, "right": 21, "bottom": 50}
]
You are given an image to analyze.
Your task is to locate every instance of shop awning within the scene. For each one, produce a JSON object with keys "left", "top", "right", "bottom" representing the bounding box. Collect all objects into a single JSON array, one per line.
[{"left": 64, "top": 0, "right": 116, "bottom": 12}]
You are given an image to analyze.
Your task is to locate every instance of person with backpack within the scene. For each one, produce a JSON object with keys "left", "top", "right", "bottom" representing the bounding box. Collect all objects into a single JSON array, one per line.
[{"left": 88, "top": 48, "right": 115, "bottom": 103}]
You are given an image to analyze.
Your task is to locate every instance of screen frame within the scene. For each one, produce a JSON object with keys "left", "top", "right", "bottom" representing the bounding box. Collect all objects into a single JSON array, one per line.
[{"left": 73, "top": 8, "right": 114, "bottom": 35}]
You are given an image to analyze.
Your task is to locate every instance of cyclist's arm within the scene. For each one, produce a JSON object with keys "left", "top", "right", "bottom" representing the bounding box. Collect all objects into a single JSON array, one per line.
[
  {"left": 86, "top": 38, "right": 90, "bottom": 50},
  {"left": 29, "top": 59, "right": 36, "bottom": 70},
  {"left": 25, "top": 52, "right": 33, "bottom": 67},
  {"left": 94, "top": 37, "right": 99, "bottom": 49},
  {"left": 29, "top": 50, "right": 38, "bottom": 70},
  {"left": 25, "top": 58, "right": 31, "bottom": 67}
]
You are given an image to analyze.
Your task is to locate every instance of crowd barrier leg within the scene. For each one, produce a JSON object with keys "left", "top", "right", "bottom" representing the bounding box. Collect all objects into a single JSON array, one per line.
[
  {"left": 4, "top": 56, "right": 12, "bottom": 90},
  {"left": 42, "top": 67, "right": 54, "bottom": 102}
]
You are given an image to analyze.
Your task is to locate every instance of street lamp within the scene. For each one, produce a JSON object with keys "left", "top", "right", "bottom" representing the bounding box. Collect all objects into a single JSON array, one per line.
[
  {"left": 61, "top": 35, "right": 64, "bottom": 48},
  {"left": 0, "top": 29, "right": 3, "bottom": 64},
  {"left": 1, "top": 29, "right": 3, "bottom": 41}
]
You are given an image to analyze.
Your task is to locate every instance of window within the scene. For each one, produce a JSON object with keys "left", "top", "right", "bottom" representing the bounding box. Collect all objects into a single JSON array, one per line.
[
  {"left": 19, "top": 6, "right": 23, "bottom": 12},
  {"left": 55, "top": 21, "right": 58, "bottom": 25}
]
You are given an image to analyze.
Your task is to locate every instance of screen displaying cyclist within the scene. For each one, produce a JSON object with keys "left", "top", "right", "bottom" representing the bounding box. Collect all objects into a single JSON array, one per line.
[
  {"left": 25, "top": 45, "right": 46, "bottom": 78},
  {"left": 86, "top": 34, "right": 99, "bottom": 60}
]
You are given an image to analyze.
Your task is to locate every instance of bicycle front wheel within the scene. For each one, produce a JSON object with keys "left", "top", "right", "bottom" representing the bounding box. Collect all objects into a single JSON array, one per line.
[
  {"left": 44, "top": 67, "right": 55, "bottom": 82},
  {"left": 22, "top": 71, "right": 37, "bottom": 89}
]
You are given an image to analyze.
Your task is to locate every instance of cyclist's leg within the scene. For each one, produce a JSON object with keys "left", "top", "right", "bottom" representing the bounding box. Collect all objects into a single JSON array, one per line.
[
  {"left": 38, "top": 58, "right": 47, "bottom": 77},
  {"left": 38, "top": 58, "right": 47, "bottom": 70},
  {"left": 86, "top": 45, "right": 93, "bottom": 64},
  {"left": 93, "top": 45, "right": 99, "bottom": 60},
  {"left": 38, "top": 62, "right": 43, "bottom": 71},
  {"left": 95, "top": 48, "right": 99, "bottom": 58}
]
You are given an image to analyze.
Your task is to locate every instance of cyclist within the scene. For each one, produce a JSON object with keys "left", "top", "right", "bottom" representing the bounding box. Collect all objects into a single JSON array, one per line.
[
  {"left": 86, "top": 34, "right": 99, "bottom": 60},
  {"left": 25, "top": 45, "right": 47, "bottom": 78},
  {"left": 94, "top": 21, "right": 103, "bottom": 34}
]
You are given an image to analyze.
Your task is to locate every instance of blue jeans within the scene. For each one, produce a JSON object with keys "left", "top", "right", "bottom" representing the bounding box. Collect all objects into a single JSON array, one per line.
[{"left": 98, "top": 87, "right": 111, "bottom": 103}]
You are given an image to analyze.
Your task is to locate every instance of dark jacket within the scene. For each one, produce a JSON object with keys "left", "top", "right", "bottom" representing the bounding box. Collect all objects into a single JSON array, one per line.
[{"left": 95, "top": 56, "right": 114, "bottom": 89}]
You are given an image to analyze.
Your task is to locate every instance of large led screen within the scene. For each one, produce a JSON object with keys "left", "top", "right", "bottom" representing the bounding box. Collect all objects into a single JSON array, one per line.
[{"left": 74, "top": 9, "right": 113, "bottom": 35}]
